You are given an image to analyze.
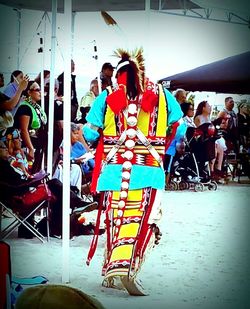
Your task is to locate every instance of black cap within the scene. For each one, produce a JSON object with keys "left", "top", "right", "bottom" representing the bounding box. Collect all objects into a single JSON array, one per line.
[{"left": 101, "top": 62, "right": 115, "bottom": 71}]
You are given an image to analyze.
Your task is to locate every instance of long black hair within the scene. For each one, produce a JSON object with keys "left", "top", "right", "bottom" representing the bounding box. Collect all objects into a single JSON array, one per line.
[
  {"left": 116, "top": 59, "right": 139, "bottom": 100},
  {"left": 194, "top": 101, "right": 207, "bottom": 119},
  {"left": 10, "top": 70, "right": 23, "bottom": 83},
  {"left": 181, "top": 102, "right": 193, "bottom": 116}
]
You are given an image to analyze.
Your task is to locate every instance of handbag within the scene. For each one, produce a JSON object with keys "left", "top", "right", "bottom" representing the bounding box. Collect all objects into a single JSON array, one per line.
[{"left": 12, "top": 183, "right": 51, "bottom": 213}]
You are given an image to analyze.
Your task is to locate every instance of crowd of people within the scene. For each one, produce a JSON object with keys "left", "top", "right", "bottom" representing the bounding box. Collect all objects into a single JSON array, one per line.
[
  {"left": 1, "top": 60, "right": 249, "bottom": 228},
  {"left": 1, "top": 52, "right": 250, "bottom": 296},
  {"left": 0, "top": 62, "right": 109, "bottom": 238},
  {"left": 171, "top": 90, "right": 250, "bottom": 183}
]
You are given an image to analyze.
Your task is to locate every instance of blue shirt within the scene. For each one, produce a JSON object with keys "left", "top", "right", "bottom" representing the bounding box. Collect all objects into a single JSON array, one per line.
[
  {"left": 71, "top": 141, "right": 95, "bottom": 173},
  {"left": 3, "top": 82, "right": 21, "bottom": 116}
]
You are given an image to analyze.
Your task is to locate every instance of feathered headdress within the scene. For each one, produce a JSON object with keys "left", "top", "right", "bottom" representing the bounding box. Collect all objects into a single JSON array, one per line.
[
  {"left": 107, "top": 47, "right": 157, "bottom": 114},
  {"left": 101, "top": 11, "right": 117, "bottom": 26},
  {"left": 113, "top": 47, "right": 145, "bottom": 93}
]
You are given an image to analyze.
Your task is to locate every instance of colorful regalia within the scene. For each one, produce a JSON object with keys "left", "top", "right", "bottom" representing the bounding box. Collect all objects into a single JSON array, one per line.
[{"left": 83, "top": 48, "right": 183, "bottom": 295}]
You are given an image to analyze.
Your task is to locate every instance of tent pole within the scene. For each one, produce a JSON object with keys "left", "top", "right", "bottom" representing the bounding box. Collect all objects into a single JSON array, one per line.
[
  {"left": 93, "top": 41, "right": 102, "bottom": 94},
  {"left": 145, "top": 0, "right": 151, "bottom": 77},
  {"left": 39, "top": 20, "right": 45, "bottom": 170},
  {"left": 71, "top": 11, "right": 76, "bottom": 57},
  {"left": 15, "top": 9, "right": 21, "bottom": 69},
  {"left": 40, "top": 30, "right": 45, "bottom": 110},
  {"left": 40, "top": 12, "right": 47, "bottom": 112},
  {"left": 47, "top": 0, "right": 57, "bottom": 179},
  {"left": 62, "top": 0, "right": 72, "bottom": 284}
]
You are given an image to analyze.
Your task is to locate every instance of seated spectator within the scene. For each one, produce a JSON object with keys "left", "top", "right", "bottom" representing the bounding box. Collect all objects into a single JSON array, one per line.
[
  {"left": 70, "top": 123, "right": 95, "bottom": 174},
  {"left": 0, "top": 140, "right": 97, "bottom": 238},
  {"left": 164, "top": 117, "right": 187, "bottom": 184},
  {"left": 53, "top": 123, "right": 95, "bottom": 196},
  {"left": 5, "top": 129, "right": 31, "bottom": 178},
  {"left": 0, "top": 140, "right": 43, "bottom": 238},
  {"left": 0, "top": 140, "right": 29, "bottom": 180},
  {"left": 76, "top": 79, "right": 99, "bottom": 124}
]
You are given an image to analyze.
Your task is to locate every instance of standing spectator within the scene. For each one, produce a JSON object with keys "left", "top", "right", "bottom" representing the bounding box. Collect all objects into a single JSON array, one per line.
[
  {"left": 76, "top": 79, "right": 99, "bottom": 124},
  {"left": 2, "top": 70, "right": 28, "bottom": 116},
  {"left": 217, "top": 97, "right": 239, "bottom": 154},
  {"left": 57, "top": 59, "right": 78, "bottom": 122},
  {"left": 174, "top": 88, "right": 187, "bottom": 104},
  {"left": 181, "top": 102, "right": 196, "bottom": 128},
  {"left": 237, "top": 102, "right": 250, "bottom": 150},
  {"left": 14, "top": 81, "right": 47, "bottom": 173},
  {"left": 0, "top": 72, "right": 29, "bottom": 138},
  {"left": 194, "top": 101, "right": 224, "bottom": 179},
  {"left": 100, "top": 62, "right": 115, "bottom": 90},
  {"left": 194, "top": 100, "right": 212, "bottom": 127},
  {"left": 52, "top": 80, "right": 64, "bottom": 153},
  {"left": 164, "top": 88, "right": 187, "bottom": 182},
  {"left": 34, "top": 70, "right": 50, "bottom": 98}
]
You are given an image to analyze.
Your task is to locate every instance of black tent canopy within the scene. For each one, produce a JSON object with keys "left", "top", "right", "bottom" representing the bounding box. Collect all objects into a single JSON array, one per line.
[{"left": 159, "top": 51, "right": 250, "bottom": 95}]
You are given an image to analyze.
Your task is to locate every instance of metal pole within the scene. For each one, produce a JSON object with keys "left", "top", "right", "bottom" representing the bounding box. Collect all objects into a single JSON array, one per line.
[
  {"left": 40, "top": 36, "right": 45, "bottom": 111},
  {"left": 15, "top": 9, "right": 21, "bottom": 69},
  {"left": 40, "top": 28, "right": 45, "bottom": 170},
  {"left": 145, "top": 0, "right": 151, "bottom": 76},
  {"left": 47, "top": 1, "right": 57, "bottom": 178},
  {"left": 62, "top": 0, "right": 72, "bottom": 284},
  {"left": 71, "top": 11, "right": 76, "bottom": 57},
  {"left": 93, "top": 41, "right": 102, "bottom": 94}
]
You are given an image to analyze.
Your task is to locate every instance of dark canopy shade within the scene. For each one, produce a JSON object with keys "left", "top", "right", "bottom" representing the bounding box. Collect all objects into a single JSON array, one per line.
[
  {"left": 0, "top": 0, "right": 200, "bottom": 12},
  {"left": 159, "top": 51, "right": 250, "bottom": 95}
]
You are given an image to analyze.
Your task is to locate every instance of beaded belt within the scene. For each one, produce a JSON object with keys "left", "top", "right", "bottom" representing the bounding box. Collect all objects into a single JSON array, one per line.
[{"left": 107, "top": 152, "right": 161, "bottom": 167}]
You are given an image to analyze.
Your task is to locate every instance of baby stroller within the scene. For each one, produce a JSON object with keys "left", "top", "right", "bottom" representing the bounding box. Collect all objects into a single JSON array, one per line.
[{"left": 169, "top": 124, "right": 218, "bottom": 192}]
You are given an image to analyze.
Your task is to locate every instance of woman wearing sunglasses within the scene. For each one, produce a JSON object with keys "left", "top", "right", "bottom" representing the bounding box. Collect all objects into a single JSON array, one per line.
[{"left": 14, "top": 81, "right": 47, "bottom": 173}]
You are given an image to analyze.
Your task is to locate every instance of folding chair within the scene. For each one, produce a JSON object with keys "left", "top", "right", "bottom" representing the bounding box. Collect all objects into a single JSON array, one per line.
[
  {"left": 0, "top": 172, "right": 51, "bottom": 243},
  {"left": 80, "top": 171, "right": 94, "bottom": 203}
]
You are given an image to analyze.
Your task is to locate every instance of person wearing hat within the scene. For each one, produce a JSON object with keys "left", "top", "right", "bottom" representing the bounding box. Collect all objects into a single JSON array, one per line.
[
  {"left": 15, "top": 284, "right": 106, "bottom": 309},
  {"left": 100, "top": 62, "right": 115, "bottom": 91},
  {"left": 83, "top": 48, "right": 183, "bottom": 296}
]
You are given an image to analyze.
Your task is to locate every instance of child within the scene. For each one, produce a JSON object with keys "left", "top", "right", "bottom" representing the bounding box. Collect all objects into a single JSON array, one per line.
[
  {"left": 53, "top": 123, "right": 95, "bottom": 195},
  {"left": 70, "top": 122, "right": 95, "bottom": 173}
]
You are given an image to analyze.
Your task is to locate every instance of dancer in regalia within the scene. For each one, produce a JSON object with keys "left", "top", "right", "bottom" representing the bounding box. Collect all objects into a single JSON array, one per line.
[{"left": 83, "top": 48, "right": 185, "bottom": 295}]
